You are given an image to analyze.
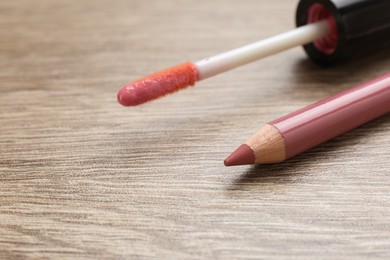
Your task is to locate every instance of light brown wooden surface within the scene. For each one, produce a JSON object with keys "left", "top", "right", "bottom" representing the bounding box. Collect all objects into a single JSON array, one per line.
[{"left": 1, "top": 0, "right": 389, "bottom": 259}]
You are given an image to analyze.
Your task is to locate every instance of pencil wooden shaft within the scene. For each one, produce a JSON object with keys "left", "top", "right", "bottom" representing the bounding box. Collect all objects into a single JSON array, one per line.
[{"left": 248, "top": 72, "right": 390, "bottom": 164}]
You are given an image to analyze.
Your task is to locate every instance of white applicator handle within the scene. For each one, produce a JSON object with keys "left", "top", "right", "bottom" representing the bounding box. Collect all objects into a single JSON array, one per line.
[{"left": 195, "top": 20, "right": 331, "bottom": 80}]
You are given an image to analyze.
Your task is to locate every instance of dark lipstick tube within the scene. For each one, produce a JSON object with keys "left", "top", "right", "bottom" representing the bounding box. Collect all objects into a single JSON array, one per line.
[{"left": 297, "top": 0, "right": 390, "bottom": 66}]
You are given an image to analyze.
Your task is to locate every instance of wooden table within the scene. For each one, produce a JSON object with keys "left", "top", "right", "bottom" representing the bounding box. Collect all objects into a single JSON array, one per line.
[{"left": 1, "top": 0, "right": 389, "bottom": 258}]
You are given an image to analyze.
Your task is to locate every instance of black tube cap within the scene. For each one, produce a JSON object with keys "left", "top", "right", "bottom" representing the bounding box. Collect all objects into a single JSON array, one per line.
[{"left": 296, "top": 0, "right": 390, "bottom": 66}]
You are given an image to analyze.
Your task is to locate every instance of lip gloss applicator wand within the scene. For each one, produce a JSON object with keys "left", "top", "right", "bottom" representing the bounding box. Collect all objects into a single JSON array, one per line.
[
  {"left": 118, "top": 20, "right": 331, "bottom": 106},
  {"left": 117, "top": 0, "right": 390, "bottom": 106}
]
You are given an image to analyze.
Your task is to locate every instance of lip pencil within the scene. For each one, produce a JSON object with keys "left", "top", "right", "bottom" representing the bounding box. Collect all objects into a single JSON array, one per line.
[{"left": 224, "top": 72, "right": 390, "bottom": 166}]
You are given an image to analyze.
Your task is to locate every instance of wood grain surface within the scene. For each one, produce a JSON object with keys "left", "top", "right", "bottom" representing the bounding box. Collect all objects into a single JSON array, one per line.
[{"left": 1, "top": 0, "right": 389, "bottom": 259}]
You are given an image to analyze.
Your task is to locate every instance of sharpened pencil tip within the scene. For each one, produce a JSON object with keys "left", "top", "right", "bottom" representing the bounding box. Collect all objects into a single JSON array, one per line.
[{"left": 224, "top": 144, "right": 255, "bottom": 166}]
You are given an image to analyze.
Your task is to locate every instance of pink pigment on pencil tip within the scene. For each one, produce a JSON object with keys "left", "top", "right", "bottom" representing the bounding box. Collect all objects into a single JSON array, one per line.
[{"left": 224, "top": 144, "right": 255, "bottom": 166}]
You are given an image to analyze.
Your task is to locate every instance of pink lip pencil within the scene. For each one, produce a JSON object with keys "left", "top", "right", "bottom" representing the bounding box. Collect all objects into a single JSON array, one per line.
[
  {"left": 224, "top": 72, "right": 390, "bottom": 166},
  {"left": 117, "top": 0, "right": 390, "bottom": 106}
]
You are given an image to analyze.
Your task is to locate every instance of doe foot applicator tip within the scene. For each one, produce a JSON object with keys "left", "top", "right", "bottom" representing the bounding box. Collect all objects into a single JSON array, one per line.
[{"left": 117, "top": 62, "right": 199, "bottom": 106}]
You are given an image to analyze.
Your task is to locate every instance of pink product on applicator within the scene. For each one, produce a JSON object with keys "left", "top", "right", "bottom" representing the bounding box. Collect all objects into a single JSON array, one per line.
[
  {"left": 117, "top": 63, "right": 198, "bottom": 106},
  {"left": 118, "top": 0, "right": 390, "bottom": 106}
]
